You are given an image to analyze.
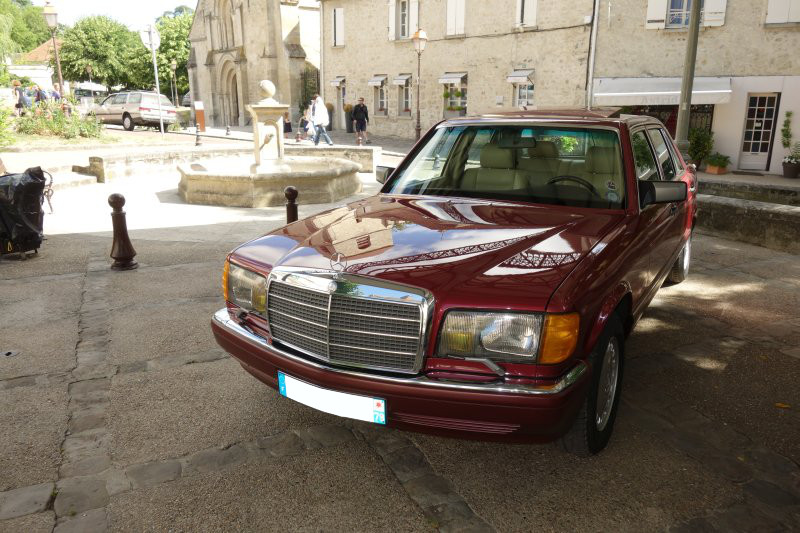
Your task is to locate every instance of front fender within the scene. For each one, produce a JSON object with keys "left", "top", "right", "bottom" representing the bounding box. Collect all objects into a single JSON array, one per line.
[{"left": 582, "top": 282, "right": 631, "bottom": 357}]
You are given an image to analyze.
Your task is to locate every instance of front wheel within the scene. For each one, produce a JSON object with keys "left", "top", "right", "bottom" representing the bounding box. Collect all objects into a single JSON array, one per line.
[
  {"left": 667, "top": 234, "right": 692, "bottom": 284},
  {"left": 560, "top": 314, "right": 624, "bottom": 456},
  {"left": 122, "top": 114, "right": 134, "bottom": 131}
]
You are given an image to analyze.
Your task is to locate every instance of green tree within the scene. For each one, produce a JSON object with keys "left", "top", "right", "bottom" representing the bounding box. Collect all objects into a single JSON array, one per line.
[
  {"left": 58, "top": 16, "right": 139, "bottom": 89},
  {"left": 125, "top": 12, "right": 193, "bottom": 96},
  {"left": 0, "top": 0, "right": 50, "bottom": 53}
]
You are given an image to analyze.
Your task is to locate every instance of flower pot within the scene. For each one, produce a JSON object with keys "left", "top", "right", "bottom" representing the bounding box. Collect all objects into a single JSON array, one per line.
[
  {"left": 782, "top": 162, "right": 800, "bottom": 179},
  {"left": 705, "top": 164, "right": 728, "bottom": 175},
  {"left": 443, "top": 108, "right": 467, "bottom": 118}
]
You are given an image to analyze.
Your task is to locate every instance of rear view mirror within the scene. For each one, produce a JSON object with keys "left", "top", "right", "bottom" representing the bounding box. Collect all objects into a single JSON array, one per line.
[
  {"left": 376, "top": 166, "right": 395, "bottom": 184},
  {"left": 639, "top": 180, "right": 687, "bottom": 209}
]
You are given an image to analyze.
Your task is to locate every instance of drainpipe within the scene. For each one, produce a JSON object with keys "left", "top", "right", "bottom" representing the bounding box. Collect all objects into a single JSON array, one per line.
[
  {"left": 675, "top": 0, "right": 702, "bottom": 157},
  {"left": 319, "top": 1, "right": 325, "bottom": 103},
  {"left": 586, "top": 0, "right": 600, "bottom": 110}
]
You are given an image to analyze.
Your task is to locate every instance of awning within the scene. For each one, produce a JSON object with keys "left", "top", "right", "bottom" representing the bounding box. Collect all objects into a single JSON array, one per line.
[
  {"left": 329, "top": 76, "right": 346, "bottom": 87},
  {"left": 438, "top": 72, "right": 467, "bottom": 84},
  {"left": 367, "top": 75, "right": 387, "bottom": 87},
  {"left": 506, "top": 69, "right": 534, "bottom": 84},
  {"left": 392, "top": 74, "right": 412, "bottom": 85},
  {"left": 592, "top": 77, "right": 732, "bottom": 106}
]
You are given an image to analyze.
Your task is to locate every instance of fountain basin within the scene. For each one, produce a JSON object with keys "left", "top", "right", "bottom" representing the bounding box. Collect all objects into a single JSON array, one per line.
[{"left": 177, "top": 155, "right": 362, "bottom": 208}]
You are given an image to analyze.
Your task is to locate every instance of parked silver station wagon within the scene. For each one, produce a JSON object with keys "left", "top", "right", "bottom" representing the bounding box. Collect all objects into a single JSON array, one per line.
[{"left": 95, "top": 91, "right": 176, "bottom": 131}]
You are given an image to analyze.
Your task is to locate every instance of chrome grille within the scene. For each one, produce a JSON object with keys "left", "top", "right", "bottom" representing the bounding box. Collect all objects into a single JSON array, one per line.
[{"left": 266, "top": 273, "right": 427, "bottom": 373}]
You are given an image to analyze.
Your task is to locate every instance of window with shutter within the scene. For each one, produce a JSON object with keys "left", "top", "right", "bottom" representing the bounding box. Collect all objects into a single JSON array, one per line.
[
  {"left": 447, "top": 0, "right": 465, "bottom": 35},
  {"left": 766, "top": 0, "right": 800, "bottom": 23},
  {"left": 333, "top": 8, "right": 344, "bottom": 46},
  {"left": 516, "top": 0, "right": 537, "bottom": 27}
]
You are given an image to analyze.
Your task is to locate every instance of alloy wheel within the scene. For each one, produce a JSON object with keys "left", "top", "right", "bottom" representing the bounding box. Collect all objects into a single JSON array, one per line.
[{"left": 595, "top": 337, "right": 620, "bottom": 432}]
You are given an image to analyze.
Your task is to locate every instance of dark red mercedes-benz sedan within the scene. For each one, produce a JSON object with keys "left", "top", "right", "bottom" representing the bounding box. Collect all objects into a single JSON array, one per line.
[{"left": 212, "top": 111, "right": 697, "bottom": 455}]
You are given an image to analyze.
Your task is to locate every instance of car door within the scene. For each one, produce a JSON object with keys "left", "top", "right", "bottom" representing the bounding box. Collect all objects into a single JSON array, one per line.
[
  {"left": 646, "top": 127, "right": 692, "bottom": 272},
  {"left": 96, "top": 95, "right": 116, "bottom": 123},
  {"left": 630, "top": 128, "right": 673, "bottom": 294}
]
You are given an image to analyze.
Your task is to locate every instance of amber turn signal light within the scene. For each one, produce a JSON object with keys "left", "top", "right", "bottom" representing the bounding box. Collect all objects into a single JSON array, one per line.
[
  {"left": 539, "top": 313, "right": 579, "bottom": 364},
  {"left": 222, "top": 259, "right": 230, "bottom": 301}
]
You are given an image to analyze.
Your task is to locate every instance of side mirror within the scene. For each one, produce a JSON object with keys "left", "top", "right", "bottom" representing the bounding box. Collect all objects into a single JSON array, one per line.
[
  {"left": 376, "top": 166, "right": 395, "bottom": 184},
  {"left": 639, "top": 180, "right": 687, "bottom": 209}
]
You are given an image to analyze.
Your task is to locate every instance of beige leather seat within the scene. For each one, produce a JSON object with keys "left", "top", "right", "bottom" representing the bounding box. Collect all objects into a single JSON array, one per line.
[
  {"left": 518, "top": 141, "right": 560, "bottom": 186},
  {"left": 583, "top": 146, "right": 623, "bottom": 202},
  {"left": 461, "top": 145, "right": 527, "bottom": 192}
]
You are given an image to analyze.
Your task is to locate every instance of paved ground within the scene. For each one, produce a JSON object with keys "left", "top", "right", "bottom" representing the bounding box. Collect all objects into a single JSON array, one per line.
[{"left": 1, "top": 139, "right": 799, "bottom": 532}]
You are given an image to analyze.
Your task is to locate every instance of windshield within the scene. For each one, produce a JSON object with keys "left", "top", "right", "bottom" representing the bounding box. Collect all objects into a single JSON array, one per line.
[{"left": 385, "top": 125, "right": 625, "bottom": 209}]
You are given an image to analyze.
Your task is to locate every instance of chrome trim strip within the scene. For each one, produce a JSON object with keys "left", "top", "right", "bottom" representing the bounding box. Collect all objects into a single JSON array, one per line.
[
  {"left": 214, "top": 309, "right": 586, "bottom": 396},
  {"left": 329, "top": 342, "right": 416, "bottom": 356},
  {"left": 328, "top": 326, "right": 419, "bottom": 340},
  {"left": 269, "top": 293, "right": 328, "bottom": 312},
  {"left": 270, "top": 324, "right": 327, "bottom": 346},
  {"left": 332, "top": 310, "right": 420, "bottom": 323},
  {"left": 269, "top": 308, "right": 327, "bottom": 329}
]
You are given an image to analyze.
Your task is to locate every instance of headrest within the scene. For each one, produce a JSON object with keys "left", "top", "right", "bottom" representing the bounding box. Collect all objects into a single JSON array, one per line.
[
  {"left": 586, "top": 146, "right": 619, "bottom": 174},
  {"left": 480, "top": 145, "right": 515, "bottom": 169},
  {"left": 527, "top": 141, "right": 559, "bottom": 159}
]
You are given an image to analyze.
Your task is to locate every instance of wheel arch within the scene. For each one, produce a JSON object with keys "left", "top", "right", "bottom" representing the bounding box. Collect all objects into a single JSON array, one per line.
[{"left": 583, "top": 282, "right": 633, "bottom": 357}]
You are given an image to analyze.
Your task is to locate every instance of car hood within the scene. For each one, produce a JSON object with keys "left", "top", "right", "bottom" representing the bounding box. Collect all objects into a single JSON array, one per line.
[{"left": 232, "top": 195, "right": 624, "bottom": 310}]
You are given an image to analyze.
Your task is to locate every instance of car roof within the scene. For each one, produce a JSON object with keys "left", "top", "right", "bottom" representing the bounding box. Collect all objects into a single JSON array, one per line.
[{"left": 444, "top": 108, "right": 663, "bottom": 128}]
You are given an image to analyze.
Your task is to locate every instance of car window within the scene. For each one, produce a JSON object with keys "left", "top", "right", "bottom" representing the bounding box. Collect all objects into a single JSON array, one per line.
[
  {"left": 385, "top": 125, "right": 625, "bottom": 209},
  {"left": 662, "top": 129, "right": 685, "bottom": 176},
  {"left": 112, "top": 94, "right": 127, "bottom": 105},
  {"left": 142, "top": 93, "right": 174, "bottom": 107},
  {"left": 101, "top": 95, "right": 116, "bottom": 106},
  {"left": 631, "top": 131, "right": 660, "bottom": 181},
  {"left": 128, "top": 93, "right": 142, "bottom": 104},
  {"left": 646, "top": 128, "right": 677, "bottom": 180}
]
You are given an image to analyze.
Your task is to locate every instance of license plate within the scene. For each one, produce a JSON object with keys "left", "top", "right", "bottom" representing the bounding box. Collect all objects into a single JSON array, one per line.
[{"left": 277, "top": 372, "right": 386, "bottom": 425}]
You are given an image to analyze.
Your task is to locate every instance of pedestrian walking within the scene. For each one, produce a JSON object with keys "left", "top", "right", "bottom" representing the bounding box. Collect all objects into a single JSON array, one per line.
[
  {"left": 283, "top": 111, "right": 292, "bottom": 139},
  {"left": 33, "top": 85, "right": 47, "bottom": 104},
  {"left": 353, "top": 97, "right": 371, "bottom": 144},
  {"left": 51, "top": 83, "right": 62, "bottom": 101},
  {"left": 12, "top": 80, "right": 26, "bottom": 116},
  {"left": 311, "top": 95, "right": 333, "bottom": 146}
]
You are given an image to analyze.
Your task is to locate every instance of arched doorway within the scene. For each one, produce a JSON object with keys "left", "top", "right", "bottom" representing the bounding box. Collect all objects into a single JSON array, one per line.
[
  {"left": 227, "top": 70, "right": 239, "bottom": 127},
  {"left": 219, "top": 62, "right": 240, "bottom": 127}
]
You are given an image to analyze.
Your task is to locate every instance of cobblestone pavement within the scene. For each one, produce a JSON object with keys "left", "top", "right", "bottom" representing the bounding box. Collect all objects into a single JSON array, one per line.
[{"left": 1, "top": 170, "right": 798, "bottom": 531}]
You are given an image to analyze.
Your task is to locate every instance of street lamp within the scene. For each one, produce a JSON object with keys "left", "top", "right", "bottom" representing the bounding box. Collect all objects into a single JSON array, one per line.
[
  {"left": 411, "top": 29, "right": 427, "bottom": 141},
  {"left": 42, "top": 1, "right": 64, "bottom": 97},
  {"left": 170, "top": 59, "right": 178, "bottom": 106},
  {"left": 85, "top": 65, "right": 93, "bottom": 98}
]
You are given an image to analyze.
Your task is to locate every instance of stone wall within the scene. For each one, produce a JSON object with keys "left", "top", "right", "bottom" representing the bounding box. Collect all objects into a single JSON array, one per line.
[{"left": 320, "top": 0, "right": 594, "bottom": 138}]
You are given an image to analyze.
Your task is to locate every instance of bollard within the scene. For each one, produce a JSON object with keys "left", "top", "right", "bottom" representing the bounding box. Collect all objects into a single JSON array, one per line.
[
  {"left": 195, "top": 123, "right": 202, "bottom": 147},
  {"left": 284, "top": 186, "right": 298, "bottom": 224},
  {"left": 108, "top": 194, "right": 138, "bottom": 271},
  {"left": 226, "top": 125, "right": 231, "bottom": 136},
  {"left": 356, "top": 137, "right": 362, "bottom": 146}
]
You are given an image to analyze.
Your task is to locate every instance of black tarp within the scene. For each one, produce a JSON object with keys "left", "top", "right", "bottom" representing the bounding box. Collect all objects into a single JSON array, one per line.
[{"left": 0, "top": 166, "right": 46, "bottom": 255}]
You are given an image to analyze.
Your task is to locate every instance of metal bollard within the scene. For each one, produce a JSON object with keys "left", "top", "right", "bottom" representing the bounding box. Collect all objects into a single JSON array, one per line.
[
  {"left": 284, "top": 186, "right": 298, "bottom": 224},
  {"left": 195, "top": 123, "right": 202, "bottom": 146},
  {"left": 226, "top": 125, "right": 231, "bottom": 136},
  {"left": 108, "top": 194, "right": 138, "bottom": 271}
]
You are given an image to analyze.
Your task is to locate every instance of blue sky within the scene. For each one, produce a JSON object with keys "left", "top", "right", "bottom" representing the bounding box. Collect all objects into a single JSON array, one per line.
[{"left": 33, "top": 0, "right": 193, "bottom": 31}]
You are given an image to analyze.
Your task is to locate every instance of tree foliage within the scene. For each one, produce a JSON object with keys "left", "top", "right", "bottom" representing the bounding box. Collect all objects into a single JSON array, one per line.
[
  {"left": 0, "top": 0, "right": 50, "bottom": 53},
  {"left": 125, "top": 12, "right": 193, "bottom": 97},
  {"left": 58, "top": 16, "right": 140, "bottom": 89}
]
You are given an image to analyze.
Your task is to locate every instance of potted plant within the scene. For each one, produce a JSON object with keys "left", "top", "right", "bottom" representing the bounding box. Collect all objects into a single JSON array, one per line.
[
  {"left": 688, "top": 127, "right": 714, "bottom": 168},
  {"left": 443, "top": 90, "right": 452, "bottom": 100},
  {"left": 325, "top": 102, "right": 334, "bottom": 130},
  {"left": 783, "top": 142, "right": 800, "bottom": 179},
  {"left": 344, "top": 103, "right": 353, "bottom": 133},
  {"left": 705, "top": 152, "right": 731, "bottom": 175}
]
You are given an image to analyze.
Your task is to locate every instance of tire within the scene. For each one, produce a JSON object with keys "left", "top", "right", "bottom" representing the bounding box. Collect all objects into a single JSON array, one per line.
[
  {"left": 667, "top": 234, "right": 692, "bottom": 284},
  {"left": 122, "top": 114, "right": 134, "bottom": 131},
  {"left": 560, "top": 314, "right": 625, "bottom": 457}
]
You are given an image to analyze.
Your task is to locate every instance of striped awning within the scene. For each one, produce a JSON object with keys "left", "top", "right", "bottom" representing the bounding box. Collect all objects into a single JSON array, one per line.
[
  {"left": 437, "top": 72, "right": 467, "bottom": 84},
  {"left": 367, "top": 75, "right": 387, "bottom": 87},
  {"left": 392, "top": 74, "right": 412, "bottom": 85},
  {"left": 506, "top": 69, "right": 534, "bottom": 84},
  {"left": 329, "top": 76, "right": 346, "bottom": 87}
]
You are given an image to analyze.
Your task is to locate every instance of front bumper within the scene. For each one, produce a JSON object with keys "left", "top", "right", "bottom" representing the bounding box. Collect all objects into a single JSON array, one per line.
[{"left": 211, "top": 308, "right": 589, "bottom": 442}]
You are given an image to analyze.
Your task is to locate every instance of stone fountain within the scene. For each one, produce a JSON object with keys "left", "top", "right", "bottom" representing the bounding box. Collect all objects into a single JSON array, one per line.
[{"left": 178, "top": 80, "right": 361, "bottom": 208}]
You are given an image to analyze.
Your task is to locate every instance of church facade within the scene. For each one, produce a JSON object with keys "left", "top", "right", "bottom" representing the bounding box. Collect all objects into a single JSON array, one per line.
[{"left": 187, "top": 0, "right": 320, "bottom": 128}]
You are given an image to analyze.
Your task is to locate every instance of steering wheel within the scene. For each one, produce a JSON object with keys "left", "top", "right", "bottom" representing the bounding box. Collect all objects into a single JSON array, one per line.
[{"left": 547, "top": 175, "right": 600, "bottom": 197}]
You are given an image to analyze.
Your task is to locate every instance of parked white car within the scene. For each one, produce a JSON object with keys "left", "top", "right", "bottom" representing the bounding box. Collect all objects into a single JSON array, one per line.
[{"left": 94, "top": 91, "right": 176, "bottom": 131}]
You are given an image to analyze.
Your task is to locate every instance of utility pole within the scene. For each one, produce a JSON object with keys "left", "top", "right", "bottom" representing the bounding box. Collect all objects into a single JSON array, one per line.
[{"left": 674, "top": 0, "right": 702, "bottom": 158}]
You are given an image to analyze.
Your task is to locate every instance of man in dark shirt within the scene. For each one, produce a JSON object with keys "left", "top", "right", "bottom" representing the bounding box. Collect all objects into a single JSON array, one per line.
[{"left": 352, "top": 97, "right": 371, "bottom": 144}]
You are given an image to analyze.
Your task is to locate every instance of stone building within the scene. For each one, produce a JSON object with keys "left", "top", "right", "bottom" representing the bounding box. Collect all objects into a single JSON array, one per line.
[
  {"left": 319, "top": 0, "right": 596, "bottom": 137},
  {"left": 592, "top": 0, "right": 800, "bottom": 172},
  {"left": 187, "top": 0, "right": 321, "bottom": 128}
]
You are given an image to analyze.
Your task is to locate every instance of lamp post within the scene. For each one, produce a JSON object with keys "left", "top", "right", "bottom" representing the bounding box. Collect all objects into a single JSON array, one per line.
[
  {"left": 86, "top": 65, "right": 93, "bottom": 99},
  {"left": 411, "top": 29, "right": 427, "bottom": 141},
  {"left": 170, "top": 59, "right": 178, "bottom": 106},
  {"left": 42, "top": 1, "right": 64, "bottom": 96},
  {"left": 674, "top": 0, "right": 702, "bottom": 158}
]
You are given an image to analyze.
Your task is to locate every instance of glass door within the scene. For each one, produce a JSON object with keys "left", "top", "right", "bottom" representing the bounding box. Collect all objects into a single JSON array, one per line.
[{"left": 739, "top": 93, "right": 778, "bottom": 171}]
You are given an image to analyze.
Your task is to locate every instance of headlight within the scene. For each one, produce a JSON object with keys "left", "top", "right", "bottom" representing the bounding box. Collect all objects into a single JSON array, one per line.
[
  {"left": 224, "top": 262, "right": 267, "bottom": 315},
  {"left": 437, "top": 311, "right": 544, "bottom": 362}
]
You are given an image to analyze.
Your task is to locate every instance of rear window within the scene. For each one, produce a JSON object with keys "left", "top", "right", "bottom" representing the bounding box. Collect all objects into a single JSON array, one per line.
[
  {"left": 385, "top": 125, "right": 625, "bottom": 209},
  {"left": 142, "top": 93, "right": 173, "bottom": 107}
]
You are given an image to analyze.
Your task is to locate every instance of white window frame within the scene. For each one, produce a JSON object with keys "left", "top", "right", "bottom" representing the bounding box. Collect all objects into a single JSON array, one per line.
[
  {"left": 514, "top": 83, "right": 535, "bottom": 107},
  {"left": 374, "top": 84, "right": 387, "bottom": 115},
  {"left": 400, "top": 80, "right": 412, "bottom": 116},
  {"left": 666, "top": 0, "right": 702, "bottom": 28},
  {"left": 516, "top": 0, "right": 537, "bottom": 27},
  {"left": 446, "top": 0, "right": 466, "bottom": 35},
  {"left": 444, "top": 83, "right": 467, "bottom": 111},
  {"left": 333, "top": 7, "right": 344, "bottom": 46},
  {"left": 766, "top": 0, "right": 800, "bottom": 24},
  {"left": 398, "top": 0, "right": 409, "bottom": 38}
]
